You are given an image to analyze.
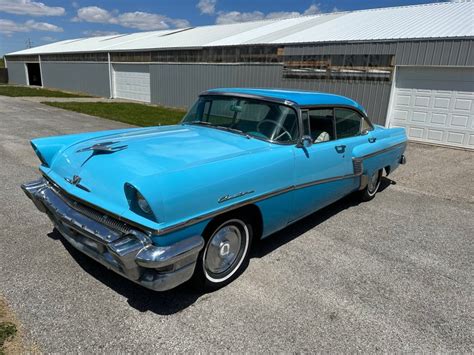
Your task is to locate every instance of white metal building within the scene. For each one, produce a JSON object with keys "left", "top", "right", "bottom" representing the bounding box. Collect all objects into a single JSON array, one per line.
[{"left": 5, "top": 1, "right": 474, "bottom": 149}]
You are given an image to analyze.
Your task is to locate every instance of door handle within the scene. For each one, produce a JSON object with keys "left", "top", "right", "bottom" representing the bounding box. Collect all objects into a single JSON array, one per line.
[
  {"left": 335, "top": 145, "right": 346, "bottom": 153},
  {"left": 368, "top": 137, "right": 376, "bottom": 143}
]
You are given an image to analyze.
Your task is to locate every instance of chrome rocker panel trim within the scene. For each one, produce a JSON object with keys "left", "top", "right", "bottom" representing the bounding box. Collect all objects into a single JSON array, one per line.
[{"left": 21, "top": 178, "right": 204, "bottom": 292}]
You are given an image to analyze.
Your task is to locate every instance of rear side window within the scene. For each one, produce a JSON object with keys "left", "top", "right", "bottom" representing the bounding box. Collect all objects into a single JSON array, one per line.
[
  {"left": 335, "top": 108, "right": 363, "bottom": 139},
  {"left": 308, "top": 108, "right": 335, "bottom": 143}
]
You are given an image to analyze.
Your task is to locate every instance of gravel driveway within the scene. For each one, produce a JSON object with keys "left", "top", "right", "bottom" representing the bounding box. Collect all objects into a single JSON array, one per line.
[{"left": 0, "top": 96, "right": 472, "bottom": 352}]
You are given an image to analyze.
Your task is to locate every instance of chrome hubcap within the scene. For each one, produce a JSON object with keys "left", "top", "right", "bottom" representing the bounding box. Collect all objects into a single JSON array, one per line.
[
  {"left": 368, "top": 171, "right": 380, "bottom": 193},
  {"left": 205, "top": 225, "right": 242, "bottom": 275}
]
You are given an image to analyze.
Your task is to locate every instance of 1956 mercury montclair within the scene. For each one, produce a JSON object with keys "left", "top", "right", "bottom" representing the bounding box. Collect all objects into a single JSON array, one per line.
[{"left": 22, "top": 88, "right": 407, "bottom": 291}]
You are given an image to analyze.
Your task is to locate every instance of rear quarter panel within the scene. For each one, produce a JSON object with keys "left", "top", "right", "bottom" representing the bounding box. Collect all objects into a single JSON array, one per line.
[{"left": 353, "top": 126, "right": 407, "bottom": 176}]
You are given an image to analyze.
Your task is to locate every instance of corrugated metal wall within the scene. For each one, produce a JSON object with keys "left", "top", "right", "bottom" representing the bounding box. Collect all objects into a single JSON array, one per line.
[
  {"left": 149, "top": 63, "right": 391, "bottom": 124},
  {"left": 42, "top": 62, "right": 110, "bottom": 97},
  {"left": 150, "top": 63, "right": 282, "bottom": 107},
  {"left": 6, "top": 61, "right": 27, "bottom": 85},
  {"left": 284, "top": 39, "right": 474, "bottom": 66}
]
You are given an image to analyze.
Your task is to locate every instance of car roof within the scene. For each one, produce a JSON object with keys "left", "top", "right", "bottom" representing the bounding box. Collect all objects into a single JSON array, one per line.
[{"left": 204, "top": 88, "right": 366, "bottom": 113}]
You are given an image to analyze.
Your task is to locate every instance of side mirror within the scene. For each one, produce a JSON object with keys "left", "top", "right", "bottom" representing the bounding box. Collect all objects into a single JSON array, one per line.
[
  {"left": 297, "top": 135, "right": 313, "bottom": 148},
  {"left": 361, "top": 129, "right": 370, "bottom": 135}
]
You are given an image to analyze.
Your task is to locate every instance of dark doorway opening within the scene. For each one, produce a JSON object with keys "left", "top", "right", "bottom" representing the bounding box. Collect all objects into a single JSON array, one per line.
[{"left": 26, "top": 63, "right": 42, "bottom": 86}]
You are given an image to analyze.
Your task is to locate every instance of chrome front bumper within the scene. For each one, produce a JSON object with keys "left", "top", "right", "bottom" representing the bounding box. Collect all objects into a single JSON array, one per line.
[{"left": 21, "top": 178, "right": 204, "bottom": 291}]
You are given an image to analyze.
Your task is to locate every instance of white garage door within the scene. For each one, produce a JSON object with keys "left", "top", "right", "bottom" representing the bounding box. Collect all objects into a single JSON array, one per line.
[
  {"left": 113, "top": 64, "right": 150, "bottom": 102},
  {"left": 388, "top": 67, "right": 474, "bottom": 149}
]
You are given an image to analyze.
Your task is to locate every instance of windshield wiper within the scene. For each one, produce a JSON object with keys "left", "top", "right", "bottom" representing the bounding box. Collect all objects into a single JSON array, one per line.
[
  {"left": 183, "top": 120, "right": 214, "bottom": 126},
  {"left": 183, "top": 121, "right": 251, "bottom": 139},
  {"left": 214, "top": 125, "right": 251, "bottom": 139}
]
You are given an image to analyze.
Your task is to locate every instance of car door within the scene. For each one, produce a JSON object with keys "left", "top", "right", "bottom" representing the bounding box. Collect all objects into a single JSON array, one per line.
[{"left": 290, "top": 107, "right": 358, "bottom": 222}]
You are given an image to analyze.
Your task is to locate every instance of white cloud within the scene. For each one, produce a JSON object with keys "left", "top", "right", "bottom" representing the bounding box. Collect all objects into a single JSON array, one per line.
[
  {"left": 0, "top": 18, "right": 63, "bottom": 34},
  {"left": 265, "top": 11, "right": 301, "bottom": 20},
  {"left": 117, "top": 12, "right": 168, "bottom": 30},
  {"left": 216, "top": 11, "right": 264, "bottom": 24},
  {"left": 0, "top": 19, "right": 25, "bottom": 34},
  {"left": 41, "top": 35, "right": 57, "bottom": 42},
  {"left": 82, "top": 30, "right": 120, "bottom": 37},
  {"left": 74, "top": 6, "right": 117, "bottom": 24},
  {"left": 0, "top": 0, "right": 65, "bottom": 16},
  {"left": 216, "top": 4, "right": 322, "bottom": 24},
  {"left": 303, "top": 4, "right": 321, "bottom": 15},
  {"left": 73, "top": 6, "right": 190, "bottom": 30},
  {"left": 25, "top": 19, "right": 63, "bottom": 32},
  {"left": 197, "top": 0, "right": 217, "bottom": 15}
]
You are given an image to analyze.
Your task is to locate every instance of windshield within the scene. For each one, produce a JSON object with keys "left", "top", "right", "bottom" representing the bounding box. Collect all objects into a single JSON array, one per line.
[{"left": 182, "top": 95, "right": 299, "bottom": 143}]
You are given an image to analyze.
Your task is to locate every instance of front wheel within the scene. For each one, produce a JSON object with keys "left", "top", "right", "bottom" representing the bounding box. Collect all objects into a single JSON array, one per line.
[
  {"left": 359, "top": 169, "right": 383, "bottom": 201},
  {"left": 192, "top": 216, "right": 253, "bottom": 291}
]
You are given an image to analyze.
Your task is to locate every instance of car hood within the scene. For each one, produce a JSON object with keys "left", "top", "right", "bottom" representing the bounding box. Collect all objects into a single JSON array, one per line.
[{"left": 45, "top": 125, "right": 270, "bottom": 222}]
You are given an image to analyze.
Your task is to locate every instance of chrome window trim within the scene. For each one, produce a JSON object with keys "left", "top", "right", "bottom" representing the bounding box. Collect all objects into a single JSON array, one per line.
[{"left": 299, "top": 104, "right": 374, "bottom": 133}]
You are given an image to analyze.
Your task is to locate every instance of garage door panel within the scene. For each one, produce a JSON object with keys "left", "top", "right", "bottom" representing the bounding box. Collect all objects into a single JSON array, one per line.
[
  {"left": 409, "top": 126, "right": 424, "bottom": 138},
  {"left": 389, "top": 67, "right": 474, "bottom": 149},
  {"left": 412, "top": 111, "right": 428, "bottom": 122},
  {"left": 113, "top": 64, "right": 150, "bottom": 103},
  {"left": 396, "top": 95, "right": 411, "bottom": 106},
  {"left": 447, "top": 132, "right": 465, "bottom": 145},
  {"left": 431, "top": 113, "right": 448, "bottom": 125},
  {"left": 451, "top": 114, "right": 469, "bottom": 128},
  {"left": 414, "top": 96, "right": 430, "bottom": 108},
  {"left": 454, "top": 98, "right": 472, "bottom": 111},
  {"left": 427, "top": 129, "right": 443, "bottom": 142},
  {"left": 434, "top": 97, "right": 450, "bottom": 109},
  {"left": 392, "top": 109, "right": 409, "bottom": 121}
]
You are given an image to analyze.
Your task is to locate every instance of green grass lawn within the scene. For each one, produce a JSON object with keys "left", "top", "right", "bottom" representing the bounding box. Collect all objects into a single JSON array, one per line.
[
  {"left": 43, "top": 101, "right": 186, "bottom": 126},
  {"left": 0, "top": 85, "right": 92, "bottom": 97}
]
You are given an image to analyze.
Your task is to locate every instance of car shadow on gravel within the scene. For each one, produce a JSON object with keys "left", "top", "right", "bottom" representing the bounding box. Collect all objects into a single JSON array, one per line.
[
  {"left": 49, "top": 231, "right": 204, "bottom": 315},
  {"left": 48, "top": 176, "right": 394, "bottom": 315}
]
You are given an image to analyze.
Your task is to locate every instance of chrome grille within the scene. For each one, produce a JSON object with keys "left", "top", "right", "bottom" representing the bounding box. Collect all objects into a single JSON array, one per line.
[{"left": 52, "top": 187, "right": 133, "bottom": 235}]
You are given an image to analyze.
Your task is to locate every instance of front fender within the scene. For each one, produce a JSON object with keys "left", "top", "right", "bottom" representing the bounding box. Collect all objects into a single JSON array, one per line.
[{"left": 127, "top": 145, "right": 295, "bottom": 233}]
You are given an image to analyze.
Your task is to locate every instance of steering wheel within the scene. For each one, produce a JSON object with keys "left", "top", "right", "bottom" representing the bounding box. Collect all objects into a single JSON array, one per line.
[{"left": 257, "top": 120, "right": 292, "bottom": 141}]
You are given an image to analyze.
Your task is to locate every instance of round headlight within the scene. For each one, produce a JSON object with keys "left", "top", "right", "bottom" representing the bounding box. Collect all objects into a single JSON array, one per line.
[{"left": 136, "top": 191, "right": 152, "bottom": 215}]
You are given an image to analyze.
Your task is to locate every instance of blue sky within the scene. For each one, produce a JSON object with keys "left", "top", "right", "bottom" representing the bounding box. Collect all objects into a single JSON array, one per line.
[{"left": 0, "top": 0, "right": 445, "bottom": 56}]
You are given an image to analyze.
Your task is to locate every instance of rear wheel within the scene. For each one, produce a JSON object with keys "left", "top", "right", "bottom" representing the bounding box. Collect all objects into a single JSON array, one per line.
[
  {"left": 359, "top": 169, "right": 383, "bottom": 201},
  {"left": 192, "top": 215, "right": 253, "bottom": 291}
]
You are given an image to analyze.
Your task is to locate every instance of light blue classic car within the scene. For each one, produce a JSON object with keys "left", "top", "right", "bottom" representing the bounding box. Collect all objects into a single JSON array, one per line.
[{"left": 22, "top": 88, "right": 407, "bottom": 291}]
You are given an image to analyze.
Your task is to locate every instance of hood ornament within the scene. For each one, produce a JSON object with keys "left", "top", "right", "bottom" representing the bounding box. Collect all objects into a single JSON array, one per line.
[
  {"left": 77, "top": 141, "right": 128, "bottom": 167},
  {"left": 77, "top": 141, "right": 128, "bottom": 153}
]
